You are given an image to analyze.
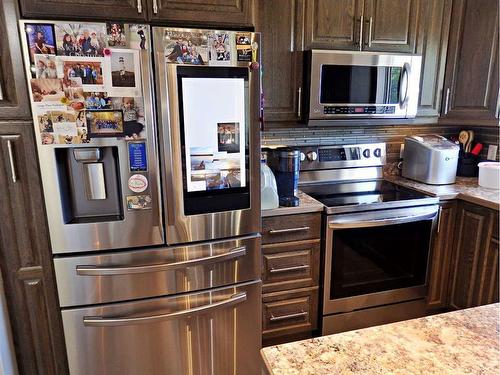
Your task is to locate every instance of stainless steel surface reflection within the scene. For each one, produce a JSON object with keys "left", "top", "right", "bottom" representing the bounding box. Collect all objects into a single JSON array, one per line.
[
  {"left": 62, "top": 281, "right": 261, "bottom": 375},
  {"left": 55, "top": 235, "right": 261, "bottom": 307}
]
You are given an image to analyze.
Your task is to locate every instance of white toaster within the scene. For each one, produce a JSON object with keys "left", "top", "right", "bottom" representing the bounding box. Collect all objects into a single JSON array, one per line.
[{"left": 402, "top": 134, "right": 460, "bottom": 185}]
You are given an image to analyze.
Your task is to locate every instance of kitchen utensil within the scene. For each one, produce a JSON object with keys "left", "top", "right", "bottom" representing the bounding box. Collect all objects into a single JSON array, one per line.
[
  {"left": 471, "top": 143, "right": 483, "bottom": 156},
  {"left": 466, "top": 130, "right": 475, "bottom": 152},
  {"left": 458, "top": 130, "right": 469, "bottom": 152},
  {"left": 478, "top": 162, "right": 500, "bottom": 189}
]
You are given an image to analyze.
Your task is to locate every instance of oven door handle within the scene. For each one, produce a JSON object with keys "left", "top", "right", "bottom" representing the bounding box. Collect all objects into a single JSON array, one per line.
[
  {"left": 329, "top": 210, "right": 437, "bottom": 229},
  {"left": 399, "top": 62, "right": 411, "bottom": 108},
  {"left": 83, "top": 292, "right": 247, "bottom": 327},
  {"left": 76, "top": 246, "right": 246, "bottom": 276}
]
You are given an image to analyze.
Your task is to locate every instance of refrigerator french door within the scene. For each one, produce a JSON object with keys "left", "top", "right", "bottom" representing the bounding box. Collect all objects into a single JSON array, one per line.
[{"left": 153, "top": 27, "right": 261, "bottom": 244}]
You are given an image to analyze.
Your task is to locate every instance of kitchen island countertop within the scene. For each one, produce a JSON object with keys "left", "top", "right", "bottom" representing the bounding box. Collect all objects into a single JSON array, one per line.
[
  {"left": 386, "top": 175, "right": 500, "bottom": 210},
  {"left": 261, "top": 303, "right": 500, "bottom": 375}
]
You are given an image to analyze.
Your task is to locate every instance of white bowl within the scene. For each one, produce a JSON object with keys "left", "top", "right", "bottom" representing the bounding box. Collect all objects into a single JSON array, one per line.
[{"left": 478, "top": 162, "right": 500, "bottom": 189}]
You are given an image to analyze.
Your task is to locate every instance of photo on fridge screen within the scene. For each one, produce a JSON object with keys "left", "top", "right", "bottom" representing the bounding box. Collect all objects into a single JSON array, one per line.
[
  {"left": 34, "top": 55, "right": 61, "bottom": 79},
  {"left": 55, "top": 23, "right": 107, "bottom": 57},
  {"left": 63, "top": 60, "right": 104, "bottom": 86},
  {"left": 25, "top": 24, "right": 56, "bottom": 64},
  {"left": 164, "top": 29, "right": 207, "bottom": 65},
  {"left": 217, "top": 122, "right": 240, "bottom": 153},
  {"left": 30, "top": 78, "right": 65, "bottom": 102},
  {"left": 110, "top": 51, "right": 137, "bottom": 87},
  {"left": 85, "top": 110, "right": 124, "bottom": 137},
  {"left": 106, "top": 22, "right": 126, "bottom": 47}
]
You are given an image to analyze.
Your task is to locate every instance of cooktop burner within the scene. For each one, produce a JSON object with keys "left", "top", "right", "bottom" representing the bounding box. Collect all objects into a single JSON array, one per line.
[{"left": 300, "top": 180, "right": 438, "bottom": 214}]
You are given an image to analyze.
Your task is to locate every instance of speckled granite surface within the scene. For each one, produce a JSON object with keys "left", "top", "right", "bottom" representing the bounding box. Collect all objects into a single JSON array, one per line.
[
  {"left": 385, "top": 175, "right": 500, "bottom": 210},
  {"left": 261, "top": 303, "right": 500, "bottom": 375},
  {"left": 261, "top": 191, "right": 324, "bottom": 217}
]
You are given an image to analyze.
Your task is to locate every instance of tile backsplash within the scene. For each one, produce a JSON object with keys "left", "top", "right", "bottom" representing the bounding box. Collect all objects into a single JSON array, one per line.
[{"left": 262, "top": 125, "right": 499, "bottom": 163}]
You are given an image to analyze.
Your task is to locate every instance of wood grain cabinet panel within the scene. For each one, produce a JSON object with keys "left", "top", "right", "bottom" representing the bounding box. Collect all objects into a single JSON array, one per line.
[
  {"left": 150, "top": 0, "right": 253, "bottom": 26},
  {"left": 0, "top": 122, "right": 68, "bottom": 375},
  {"left": 426, "top": 201, "right": 456, "bottom": 311},
  {"left": 0, "top": 0, "right": 31, "bottom": 120},
  {"left": 440, "top": 0, "right": 499, "bottom": 125},
  {"left": 19, "top": 0, "right": 146, "bottom": 21},
  {"left": 304, "top": 0, "right": 362, "bottom": 50},
  {"left": 362, "top": 0, "right": 420, "bottom": 53}
]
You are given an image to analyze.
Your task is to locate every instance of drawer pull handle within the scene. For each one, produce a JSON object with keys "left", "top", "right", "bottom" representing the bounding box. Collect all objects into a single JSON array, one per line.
[
  {"left": 269, "top": 265, "right": 309, "bottom": 273},
  {"left": 270, "top": 311, "right": 308, "bottom": 322},
  {"left": 268, "top": 226, "right": 310, "bottom": 234}
]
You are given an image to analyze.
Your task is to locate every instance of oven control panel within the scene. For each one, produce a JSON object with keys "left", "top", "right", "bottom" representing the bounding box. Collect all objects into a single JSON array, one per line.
[
  {"left": 299, "top": 143, "right": 386, "bottom": 171},
  {"left": 323, "top": 106, "right": 396, "bottom": 115}
]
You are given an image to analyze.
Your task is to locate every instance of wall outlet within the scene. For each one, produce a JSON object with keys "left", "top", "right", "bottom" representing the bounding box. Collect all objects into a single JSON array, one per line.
[{"left": 487, "top": 145, "right": 498, "bottom": 160}]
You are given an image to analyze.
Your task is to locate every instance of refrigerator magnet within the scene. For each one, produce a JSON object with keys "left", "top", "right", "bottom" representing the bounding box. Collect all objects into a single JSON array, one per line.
[
  {"left": 164, "top": 29, "right": 208, "bottom": 65},
  {"left": 128, "top": 174, "right": 148, "bottom": 193},
  {"left": 126, "top": 195, "right": 152, "bottom": 210}
]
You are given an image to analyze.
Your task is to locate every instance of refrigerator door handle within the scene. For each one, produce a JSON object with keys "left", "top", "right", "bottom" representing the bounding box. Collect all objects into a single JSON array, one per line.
[
  {"left": 83, "top": 292, "right": 247, "bottom": 327},
  {"left": 76, "top": 246, "right": 247, "bottom": 276}
]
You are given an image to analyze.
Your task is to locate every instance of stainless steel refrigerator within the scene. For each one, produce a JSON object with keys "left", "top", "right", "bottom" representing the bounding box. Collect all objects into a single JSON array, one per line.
[{"left": 19, "top": 20, "right": 262, "bottom": 375}]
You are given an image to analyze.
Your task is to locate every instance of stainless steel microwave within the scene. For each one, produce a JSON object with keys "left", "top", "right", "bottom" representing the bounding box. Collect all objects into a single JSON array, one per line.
[{"left": 305, "top": 50, "right": 422, "bottom": 121}]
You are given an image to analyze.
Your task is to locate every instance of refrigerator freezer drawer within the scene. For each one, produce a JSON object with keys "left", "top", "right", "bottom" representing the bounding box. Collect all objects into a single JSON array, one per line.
[
  {"left": 62, "top": 280, "right": 262, "bottom": 375},
  {"left": 54, "top": 235, "right": 260, "bottom": 307}
]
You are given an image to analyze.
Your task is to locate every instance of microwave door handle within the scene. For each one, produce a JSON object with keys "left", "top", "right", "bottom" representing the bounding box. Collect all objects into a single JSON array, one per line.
[
  {"left": 76, "top": 246, "right": 246, "bottom": 276},
  {"left": 329, "top": 211, "right": 437, "bottom": 229},
  {"left": 398, "top": 63, "right": 411, "bottom": 108},
  {"left": 83, "top": 292, "right": 247, "bottom": 327}
]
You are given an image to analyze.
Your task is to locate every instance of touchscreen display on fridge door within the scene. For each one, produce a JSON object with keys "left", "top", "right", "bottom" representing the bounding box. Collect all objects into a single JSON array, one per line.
[{"left": 177, "top": 67, "right": 250, "bottom": 216}]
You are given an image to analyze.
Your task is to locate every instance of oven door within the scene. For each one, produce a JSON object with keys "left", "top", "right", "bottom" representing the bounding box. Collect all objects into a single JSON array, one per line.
[
  {"left": 308, "top": 50, "right": 421, "bottom": 119},
  {"left": 323, "top": 205, "right": 438, "bottom": 315}
]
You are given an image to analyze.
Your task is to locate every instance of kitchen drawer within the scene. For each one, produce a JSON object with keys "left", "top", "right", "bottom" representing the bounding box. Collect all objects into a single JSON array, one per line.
[
  {"left": 261, "top": 213, "right": 321, "bottom": 244},
  {"left": 262, "top": 287, "right": 319, "bottom": 340},
  {"left": 262, "top": 239, "right": 320, "bottom": 293}
]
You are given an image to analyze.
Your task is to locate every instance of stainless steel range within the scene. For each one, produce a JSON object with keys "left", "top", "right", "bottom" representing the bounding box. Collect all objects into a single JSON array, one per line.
[{"left": 298, "top": 143, "right": 439, "bottom": 335}]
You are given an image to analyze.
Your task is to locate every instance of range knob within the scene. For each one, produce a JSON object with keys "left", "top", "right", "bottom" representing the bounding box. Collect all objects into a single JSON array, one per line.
[
  {"left": 300, "top": 152, "right": 306, "bottom": 162},
  {"left": 362, "top": 149, "right": 370, "bottom": 158},
  {"left": 374, "top": 148, "right": 382, "bottom": 158},
  {"left": 306, "top": 151, "right": 318, "bottom": 161}
]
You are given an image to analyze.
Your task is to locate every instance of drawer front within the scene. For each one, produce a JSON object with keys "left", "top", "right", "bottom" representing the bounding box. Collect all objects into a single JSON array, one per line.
[
  {"left": 262, "top": 213, "right": 321, "bottom": 244},
  {"left": 54, "top": 235, "right": 261, "bottom": 307},
  {"left": 262, "top": 287, "right": 319, "bottom": 339},
  {"left": 262, "top": 240, "right": 320, "bottom": 293}
]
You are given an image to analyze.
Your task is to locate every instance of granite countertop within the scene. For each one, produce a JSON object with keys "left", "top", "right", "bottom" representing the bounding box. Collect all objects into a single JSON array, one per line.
[
  {"left": 386, "top": 175, "right": 500, "bottom": 210},
  {"left": 261, "top": 191, "right": 324, "bottom": 217},
  {"left": 261, "top": 303, "right": 500, "bottom": 375}
]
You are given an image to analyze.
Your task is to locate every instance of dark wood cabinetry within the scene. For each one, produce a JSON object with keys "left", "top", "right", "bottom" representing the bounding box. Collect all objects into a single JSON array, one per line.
[
  {"left": 0, "top": 122, "right": 68, "bottom": 375},
  {"left": 440, "top": 0, "right": 499, "bottom": 125},
  {"left": 426, "top": 201, "right": 457, "bottom": 311},
  {"left": 449, "top": 202, "right": 499, "bottom": 309},
  {"left": 261, "top": 212, "right": 321, "bottom": 345},
  {"left": 0, "top": 0, "right": 31, "bottom": 120}
]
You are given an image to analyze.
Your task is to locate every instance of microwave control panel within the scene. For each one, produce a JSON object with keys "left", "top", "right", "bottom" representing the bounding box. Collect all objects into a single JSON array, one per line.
[{"left": 323, "top": 106, "right": 396, "bottom": 115}]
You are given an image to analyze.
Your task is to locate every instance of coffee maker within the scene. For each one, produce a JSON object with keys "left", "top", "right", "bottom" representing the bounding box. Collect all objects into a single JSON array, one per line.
[{"left": 267, "top": 148, "right": 300, "bottom": 207}]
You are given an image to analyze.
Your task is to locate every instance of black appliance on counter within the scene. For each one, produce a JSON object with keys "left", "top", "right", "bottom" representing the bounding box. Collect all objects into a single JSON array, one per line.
[
  {"left": 298, "top": 142, "right": 439, "bottom": 335},
  {"left": 268, "top": 148, "right": 300, "bottom": 207}
]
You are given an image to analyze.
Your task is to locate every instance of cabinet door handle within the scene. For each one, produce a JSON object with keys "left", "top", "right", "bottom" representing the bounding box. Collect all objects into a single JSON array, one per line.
[
  {"left": 6, "top": 140, "right": 17, "bottom": 183},
  {"left": 366, "top": 17, "right": 373, "bottom": 47},
  {"left": 269, "top": 311, "right": 308, "bottom": 322},
  {"left": 137, "top": 0, "right": 142, "bottom": 13},
  {"left": 268, "top": 226, "right": 310, "bottom": 234},
  {"left": 269, "top": 264, "right": 309, "bottom": 273},
  {"left": 152, "top": 0, "right": 158, "bottom": 14},
  {"left": 357, "top": 15, "right": 364, "bottom": 50},
  {"left": 436, "top": 207, "right": 443, "bottom": 234},
  {"left": 297, "top": 87, "right": 302, "bottom": 118},
  {"left": 444, "top": 88, "right": 451, "bottom": 115},
  {"left": 0, "top": 79, "right": 3, "bottom": 101}
]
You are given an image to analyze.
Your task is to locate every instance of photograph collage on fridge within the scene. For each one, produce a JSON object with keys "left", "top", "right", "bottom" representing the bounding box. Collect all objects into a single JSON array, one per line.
[{"left": 20, "top": 20, "right": 262, "bottom": 375}]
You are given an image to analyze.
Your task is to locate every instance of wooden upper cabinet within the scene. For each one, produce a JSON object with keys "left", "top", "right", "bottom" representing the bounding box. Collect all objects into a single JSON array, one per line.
[
  {"left": 416, "top": 0, "right": 452, "bottom": 117},
  {"left": 304, "top": 0, "right": 362, "bottom": 50},
  {"left": 256, "top": 0, "right": 305, "bottom": 123},
  {"left": 440, "top": 0, "right": 499, "bottom": 125},
  {"left": 362, "top": 0, "right": 420, "bottom": 53},
  {"left": 150, "top": 0, "right": 254, "bottom": 27},
  {"left": 0, "top": 0, "right": 31, "bottom": 120},
  {"left": 19, "top": 0, "right": 146, "bottom": 21}
]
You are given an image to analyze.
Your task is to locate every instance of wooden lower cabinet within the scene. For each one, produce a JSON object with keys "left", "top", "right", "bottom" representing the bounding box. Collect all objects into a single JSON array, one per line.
[
  {"left": 449, "top": 202, "right": 499, "bottom": 309},
  {"left": 0, "top": 122, "right": 67, "bottom": 375},
  {"left": 261, "top": 212, "right": 321, "bottom": 346},
  {"left": 426, "top": 201, "right": 457, "bottom": 311}
]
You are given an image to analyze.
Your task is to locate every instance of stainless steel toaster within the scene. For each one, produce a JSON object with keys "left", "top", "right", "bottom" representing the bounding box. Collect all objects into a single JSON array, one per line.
[{"left": 402, "top": 134, "right": 460, "bottom": 185}]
